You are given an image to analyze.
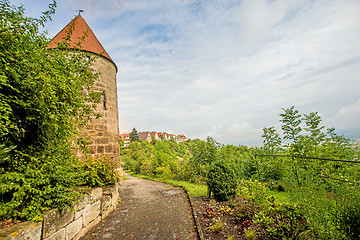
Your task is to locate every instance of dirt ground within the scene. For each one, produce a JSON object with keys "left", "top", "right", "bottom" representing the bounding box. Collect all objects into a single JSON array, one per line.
[
  {"left": 80, "top": 173, "right": 198, "bottom": 240},
  {"left": 192, "top": 197, "right": 245, "bottom": 240}
]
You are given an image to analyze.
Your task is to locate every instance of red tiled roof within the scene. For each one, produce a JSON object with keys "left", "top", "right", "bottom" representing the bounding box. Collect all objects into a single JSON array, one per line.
[
  {"left": 178, "top": 134, "right": 187, "bottom": 139},
  {"left": 47, "top": 16, "right": 116, "bottom": 70},
  {"left": 119, "top": 134, "right": 130, "bottom": 141}
]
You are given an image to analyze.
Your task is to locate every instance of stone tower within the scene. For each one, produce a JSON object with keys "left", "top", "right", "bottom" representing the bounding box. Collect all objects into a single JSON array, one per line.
[{"left": 48, "top": 15, "right": 120, "bottom": 163}]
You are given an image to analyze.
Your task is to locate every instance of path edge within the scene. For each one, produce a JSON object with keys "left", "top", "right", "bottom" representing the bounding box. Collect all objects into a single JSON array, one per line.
[{"left": 125, "top": 173, "right": 204, "bottom": 240}]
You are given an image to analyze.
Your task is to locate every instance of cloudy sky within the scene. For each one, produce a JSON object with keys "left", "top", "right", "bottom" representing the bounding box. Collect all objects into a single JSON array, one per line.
[{"left": 12, "top": 0, "right": 360, "bottom": 145}]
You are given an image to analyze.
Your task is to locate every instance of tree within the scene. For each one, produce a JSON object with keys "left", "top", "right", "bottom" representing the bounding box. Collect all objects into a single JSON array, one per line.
[
  {"left": 207, "top": 160, "right": 237, "bottom": 201},
  {"left": 280, "top": 106, "right": 302, "bottom": 141},
  {"left": 0, "top": 0, "right": 100, "bottom": 220},
  {"left": 262, "top": 126, "right": 281, "bottom": 153},
  {"left": 130, "top": 128, "right": 139, "bottom": 142}
]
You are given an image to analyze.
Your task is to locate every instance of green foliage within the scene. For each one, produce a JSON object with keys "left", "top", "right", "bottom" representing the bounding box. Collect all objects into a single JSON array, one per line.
[
  {"left": 119, "top": 137, "right": 124, "bottom": 148},
  {"left": 207, "top": 160, "right": 237, "bottom": 201},
  {"left": 75, "top": 157, "right": 120, "bottom": 187},
  {"left": 253, "top": 197, "right": 309, "bottom": 239},
  {"left": 209, "top": 218, "right": 225, "bottom": 232},
  {"left": 0, "top": 150, "right": 81, "bottom": 221},
  {"left": 257, "top": 106, "right": 360, "bottom": 239},
  {"left": 280, "top": 106, "right": 302, "bottom": 142},
  {"left": 123, "top": 137, "right": 254, "bottom": 186},
  {"left": 0, "top": 0, "right": 118, "bottom": 221},
  {"left": 233, "top": 199, "right": 259, "bottom": 223},
  {"left": 261, "top": 127, "right": 281, "bottom": 153},
  {"left": 129, "top": 128, "right": 139, "bottom": 142}
]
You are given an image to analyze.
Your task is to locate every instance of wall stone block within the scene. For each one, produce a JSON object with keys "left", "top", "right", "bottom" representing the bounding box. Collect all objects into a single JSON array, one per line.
[
  {"left": 100, "top": 195, "right": 112, "bottom": 219},
  {"left": 73, "top": 216, "right": 101, "bottom": 240},
  {"left": 97, "top": 146, "right": 104, "bottom": 153},
  {"left": 105, "top": 145, "right": 112, "bottom": 153},
  {"left": 0, "top": 221, "right": 42, "bottom": 240},
  {"left": 89, "top": 188, "right": 102, "bottom": 203},
  {"left": 82, "top": 201, "right": 100, "bottom": 226},
  {"left": 66, "top": 217, "right": 82, "bottom": 240},
  {"left": 74, "top": 194, "right": 90, "bottom": 212},
  {"left": 42, "top": 208, "right": 74, "bottom": 239},
  {"left": 44, "top": 228, "right": 66, "bottom": 240}
]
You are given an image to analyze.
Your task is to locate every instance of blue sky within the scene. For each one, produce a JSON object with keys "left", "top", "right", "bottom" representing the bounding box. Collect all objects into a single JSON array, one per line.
[{"left": 12, "top": 0, "right": 360, "bottom": 145}]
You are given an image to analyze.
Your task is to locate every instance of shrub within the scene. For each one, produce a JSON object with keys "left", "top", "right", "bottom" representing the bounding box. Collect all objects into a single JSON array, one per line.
[
  {"left": 0, "top": 150, "right": 81, "bottom": 221},
  {"left": 339, "top": 202, "right": 360, "bottom": 240},
  {"left": 253, "top": 197, "right": 309, "bottom": 239},
  {"left": 209, "top": 218, "right": 225, "bottom": 232},
  {"left": 76, "top": 156, "right": 120, "bottom": 187},
  {"left": 0, "top": 0, "right": 101, "bottom": 221},
  {"left": 207, "top": 160, "right": 237, "bottom": 201},
  {"left": 240, "top": 159, "right": 257, "bottom": 179},
  {"left": 205, "top": 206, "right": 217, "bottom": 218},
  {"left": 237, "top": 179, "right": 268, "bottom": 203},
  {"left": 233, "top": 199, "right": 259, "bottom": 223}
]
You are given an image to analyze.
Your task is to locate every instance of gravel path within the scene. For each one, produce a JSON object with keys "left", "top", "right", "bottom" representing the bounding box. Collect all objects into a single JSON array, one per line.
[{"left": 80, "top": 173, "right": 198, "bottom": 240}]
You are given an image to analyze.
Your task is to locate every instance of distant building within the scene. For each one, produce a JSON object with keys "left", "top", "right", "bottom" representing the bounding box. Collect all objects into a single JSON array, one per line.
[
  {"left": 119, "top": 134, "right": 131, "bottom": 143},
  {"left": 150, "top": 131, "right": 160, "bottom": 140},
  {"left": 178, "top": 134, "right": 187, "bottom": 142},
  {"left": 120, "top": 131, "right": 187, "bottom": 143},
  {"left": 138, "top": 132, "right": 151, "bottom": 141}
]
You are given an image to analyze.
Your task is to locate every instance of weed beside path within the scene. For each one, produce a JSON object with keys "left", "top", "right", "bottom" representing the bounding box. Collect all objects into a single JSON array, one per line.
[{"left": 80, "top": 173, "right": 198, "bottom": 240}]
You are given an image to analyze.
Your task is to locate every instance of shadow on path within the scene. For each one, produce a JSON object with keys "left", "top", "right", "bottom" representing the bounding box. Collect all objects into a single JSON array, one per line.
[{"left": 80, "top": 173, "right": 198, "bottom": 240}]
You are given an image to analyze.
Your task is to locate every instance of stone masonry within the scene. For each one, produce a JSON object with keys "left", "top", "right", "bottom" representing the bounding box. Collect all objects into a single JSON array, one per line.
[
  {"left": 0, "top": 184, "right": 120, "bottom": 240},
  {"left": 82, "top": 56, "right": 120, "bottom": 164},
  {"left": 47, "top": 15, "right": 120, "bottom": 165}
]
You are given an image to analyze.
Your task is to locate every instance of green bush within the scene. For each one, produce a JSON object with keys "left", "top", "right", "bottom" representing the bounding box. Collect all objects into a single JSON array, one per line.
[
  {"left": 240, "top": 159, "right": 257, "bottom": 179},
  {"left": 253, "top": 197, "right": 310, "bottom": 239},
  {"left": 76, "top": 156, "right": 120, "bottom": 187},
  {"left": 0, "top": 149, "right": 81, "bottom": 221},
  {"left": 233, "top": 199, "right": 259, "bottom": 223},
  {"left": 0, "top": 0, "right": 114, "bottom": 221},
  {"left": 207, "top": 160, "right": 238, "bottom": 201}
]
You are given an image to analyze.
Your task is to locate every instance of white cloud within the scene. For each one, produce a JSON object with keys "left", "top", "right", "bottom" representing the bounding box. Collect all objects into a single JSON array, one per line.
[
  {"left": 326, "top": 99, "right": 360, "bottom": 133},
  {"left": 196, "top": 122, "right": 263, "bottom": 146},
  {"left": 17, "top": 0, "right": 360, "bottom": 145}
]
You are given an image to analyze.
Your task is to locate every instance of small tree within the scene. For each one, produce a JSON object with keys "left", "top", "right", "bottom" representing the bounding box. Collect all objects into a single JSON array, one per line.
[
  {"left": 130, "top": 128, "right": 139, "bottom": 142},
  {"left": 262, "top": 126, "right": 281, "bottom": 153},
  {"left": 207, "top": 160, "right": 237, "bottom": 201}
]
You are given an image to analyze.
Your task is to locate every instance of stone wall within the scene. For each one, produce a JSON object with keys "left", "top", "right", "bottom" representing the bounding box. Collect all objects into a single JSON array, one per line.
[
  {"left": 0, "top": 184, "right": 120, "bottom": 240},
  {"left": 77, "top": 55, "right": 120, "bottom": 165}
]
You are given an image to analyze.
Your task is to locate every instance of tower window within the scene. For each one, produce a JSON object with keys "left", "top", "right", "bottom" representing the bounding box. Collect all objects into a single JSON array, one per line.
[{"left": 102, "top": 91, "right": 107, "bottom": 110}]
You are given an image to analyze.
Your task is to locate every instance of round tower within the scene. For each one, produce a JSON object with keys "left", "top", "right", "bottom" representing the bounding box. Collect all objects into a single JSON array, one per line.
[{"left": 48, "top": 15, "right": 120, "bottom": 163}]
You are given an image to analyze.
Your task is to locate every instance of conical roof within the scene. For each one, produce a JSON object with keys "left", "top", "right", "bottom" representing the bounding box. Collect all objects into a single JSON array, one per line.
[{"left": 48, "top": 15, "right": 116, "bottom": 69}]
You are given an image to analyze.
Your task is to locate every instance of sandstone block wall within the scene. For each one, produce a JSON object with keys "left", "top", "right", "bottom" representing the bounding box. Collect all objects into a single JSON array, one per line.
[
  {"left": 0, "top": 184, "right": 120, "bottom": 240},
  {"left": 81, "top": 56, "right": 120, "bottom": 165}
]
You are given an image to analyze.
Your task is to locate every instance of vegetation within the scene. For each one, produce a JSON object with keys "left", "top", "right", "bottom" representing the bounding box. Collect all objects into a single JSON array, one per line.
[
  {"left": 207, "top": 160, "right": 237, "bottom": 201},
  {"left": 0, "top": 0, "right": 118, "bottom": 221},
  {"left": 123, "top": 106, "right": 360, "bottom": 239},
  {"left": 129, "top": 128, "right": 139, "bottom": 142},
  {"left": 257, "top": 106, "right": 360, "bottom": 239}
]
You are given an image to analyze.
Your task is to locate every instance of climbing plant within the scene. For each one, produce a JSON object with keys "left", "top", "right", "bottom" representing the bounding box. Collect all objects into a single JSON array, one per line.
[{"left": 0, "top": 0, "right": 103, "bottom": 220}]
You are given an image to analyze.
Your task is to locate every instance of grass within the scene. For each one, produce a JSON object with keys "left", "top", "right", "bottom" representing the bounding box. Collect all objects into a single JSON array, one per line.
[
  {"left": 163, "top": 179, "right": 207, "bottom": 197},
  {"left": 266, "top": 189, "right": 290, "bottom": 204},
  {"left": 124, "top": 171, "right": 207, "bottom": 197}
]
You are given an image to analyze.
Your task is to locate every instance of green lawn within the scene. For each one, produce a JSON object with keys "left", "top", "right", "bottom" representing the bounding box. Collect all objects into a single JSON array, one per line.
[{"left": 125, "top": 171, "right": 207, "bottom": 197}]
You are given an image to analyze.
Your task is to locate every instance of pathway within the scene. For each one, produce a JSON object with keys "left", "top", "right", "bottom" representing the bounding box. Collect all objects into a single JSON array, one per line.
[{"left": 80, "top": 173, "right": 198, "bottom": 240}]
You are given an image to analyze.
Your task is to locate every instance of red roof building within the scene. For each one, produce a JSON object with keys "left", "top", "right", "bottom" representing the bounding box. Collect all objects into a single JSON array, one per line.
[{"left": 119, "top": 134, "right": 130, "bottom": 143}]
